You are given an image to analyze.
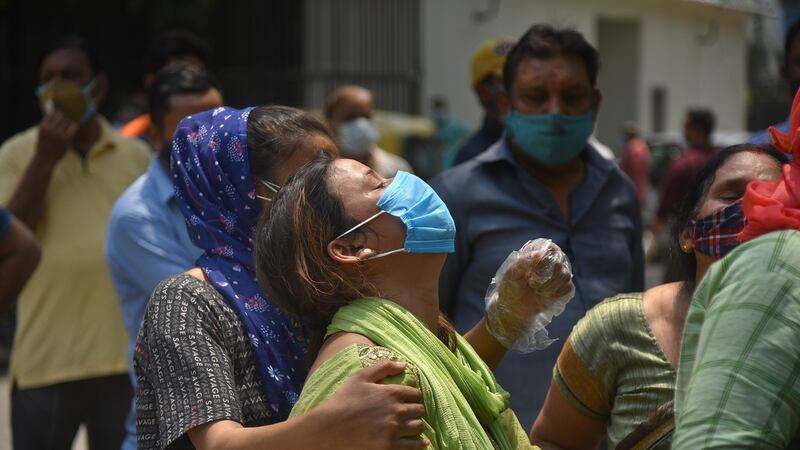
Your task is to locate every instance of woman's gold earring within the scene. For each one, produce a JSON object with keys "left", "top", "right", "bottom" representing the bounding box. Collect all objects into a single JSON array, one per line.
[{"left": 682, "top": 243, "right": 693, "bottom": 253}]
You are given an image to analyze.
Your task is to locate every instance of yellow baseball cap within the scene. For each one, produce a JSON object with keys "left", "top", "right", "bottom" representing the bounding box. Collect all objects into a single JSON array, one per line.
[{"left": 471, "top": 36, "right": 516, "bottom": 87}]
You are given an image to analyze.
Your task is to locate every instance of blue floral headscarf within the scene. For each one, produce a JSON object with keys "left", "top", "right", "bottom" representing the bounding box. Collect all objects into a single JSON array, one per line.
[{"left": 171, "top": 106, "right": 307, "bottom": 420}]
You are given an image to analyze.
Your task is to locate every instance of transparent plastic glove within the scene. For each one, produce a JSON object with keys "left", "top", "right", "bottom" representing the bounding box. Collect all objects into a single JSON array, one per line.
[{"left": 485, "top": 238, "right": 575, "bottom": 353}]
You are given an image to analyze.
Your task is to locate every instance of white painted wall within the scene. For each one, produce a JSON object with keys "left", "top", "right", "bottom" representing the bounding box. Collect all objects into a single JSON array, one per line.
[{"left": 421, "top": 0, "right": 747, "bottom": 146}]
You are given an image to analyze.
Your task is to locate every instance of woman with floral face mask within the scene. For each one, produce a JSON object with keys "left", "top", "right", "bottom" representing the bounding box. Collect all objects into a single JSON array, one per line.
[
  {"left": 255, "top": 154, "right": 575, "bottom": 449},
  {"left": 530, "top": 144, "right": 787, "bottom": 450},
  {"left": 673, "top": 90, "right": 800, "bottom": 449}
]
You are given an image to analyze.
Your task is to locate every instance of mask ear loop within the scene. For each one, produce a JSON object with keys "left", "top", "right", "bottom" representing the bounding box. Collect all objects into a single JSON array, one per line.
[
  {"left": 36, "top": 82, "right": 55, "bottom": 114},
  {"left": 335, "top": 210, "right": 385, "bottom": 239},
  {"left": 256, "top": 180, "right": 282, "bottom": 202},
  {"left": 77, "top": 78, "right": 99, "bottom": 124},
  {"left": 359, "top": 247, "right": 404, "bottom": 261},
  {"left": 263, "top": 180, "right": 281, "bottom": 192},
  {"left": 335, "top": 210, "right": 404, "bottom": 262}
]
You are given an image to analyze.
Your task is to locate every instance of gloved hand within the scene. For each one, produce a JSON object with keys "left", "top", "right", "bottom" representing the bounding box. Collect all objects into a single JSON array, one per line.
[{"left": 484, "top": 238, "right": 575, "bottom": 353}]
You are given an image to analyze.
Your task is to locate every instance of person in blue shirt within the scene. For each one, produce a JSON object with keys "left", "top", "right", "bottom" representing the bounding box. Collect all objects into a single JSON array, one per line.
[
  {"left": 451, "top": 36, "right": 515, "bottom": 168},
  {"left": 750, "top": 18, "right": 800, "bottom": 145},
  {"left": 430, "top": 24, "right": 644, "bottom": 429},
  {"left": 105, "top": 62, "right": 224, "bottom": 450}
]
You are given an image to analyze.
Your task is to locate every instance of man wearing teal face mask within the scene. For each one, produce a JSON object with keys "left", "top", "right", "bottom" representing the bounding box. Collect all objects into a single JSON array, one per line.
[
  {"left": 430, "top": 24, "right": 643, "bottom": 429},
  {"left": 0, "top": 35, "right": 150, "bottom": 449}
]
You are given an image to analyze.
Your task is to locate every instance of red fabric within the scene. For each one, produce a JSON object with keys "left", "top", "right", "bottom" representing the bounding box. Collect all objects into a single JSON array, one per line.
[
  {"left": 656, "top": 146, "right": 717, "bottom": 222},
  {"left": 620, "top": 137, "right": 651, "bottom": 202},
  {"left": 738, "top": 90, "right": 800, "bottom": 242}
]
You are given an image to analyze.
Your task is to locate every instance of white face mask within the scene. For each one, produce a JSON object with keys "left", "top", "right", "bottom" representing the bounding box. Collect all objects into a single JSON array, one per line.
[
  {"left": 256, "top": 180, "right": 281, "bottom": 202},
  {"left": 339, "top": 117, "right": 379, "bottom": 156}
]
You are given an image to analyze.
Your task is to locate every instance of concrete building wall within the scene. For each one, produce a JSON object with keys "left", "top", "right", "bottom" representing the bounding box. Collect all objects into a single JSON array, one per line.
[{"left": 420, "top": 0, "right": 747, "bottom": 153}]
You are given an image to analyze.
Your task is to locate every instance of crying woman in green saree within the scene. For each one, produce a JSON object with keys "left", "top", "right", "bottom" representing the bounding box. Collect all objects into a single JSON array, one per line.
[{"left": 254, "top": 154, "right": 575, "bottom": 449}]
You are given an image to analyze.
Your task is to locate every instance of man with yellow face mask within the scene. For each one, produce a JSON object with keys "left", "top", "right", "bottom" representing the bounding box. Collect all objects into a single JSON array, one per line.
[{"left": 0, "top": 35, "right": 150, "bottom": 449}]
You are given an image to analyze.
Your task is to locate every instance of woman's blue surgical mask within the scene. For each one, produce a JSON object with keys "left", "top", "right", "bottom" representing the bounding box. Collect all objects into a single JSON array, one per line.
[
  {"left": 335, "top": 171, "right": 456, "bottom": 260},
  {"left": 506, "top": 110, "right": 593, "bottom": 165}
]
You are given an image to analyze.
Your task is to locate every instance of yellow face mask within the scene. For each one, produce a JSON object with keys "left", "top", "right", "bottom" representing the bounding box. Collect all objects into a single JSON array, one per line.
[{"left": 35, "top": 78, "right": 97, "bottom": 123}]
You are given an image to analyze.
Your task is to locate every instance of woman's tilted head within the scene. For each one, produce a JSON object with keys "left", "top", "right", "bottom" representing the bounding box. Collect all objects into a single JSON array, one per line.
[
  {"left": 255, "top": 154, "right": 379, "bottom": 353},
  {"left": 255, "top": 155, "right": 457, "bottom": 354},
  {"left": 675, "top": 144, "right": 787, "bottom": 286}
]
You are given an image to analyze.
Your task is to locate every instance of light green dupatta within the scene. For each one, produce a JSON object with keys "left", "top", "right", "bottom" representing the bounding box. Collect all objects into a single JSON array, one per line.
[{"left": 326, "top": 298, "right": 517, "bottom": 449}]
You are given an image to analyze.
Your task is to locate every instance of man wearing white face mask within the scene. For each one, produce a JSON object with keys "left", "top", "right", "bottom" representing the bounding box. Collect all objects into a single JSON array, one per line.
[
  {"left": 0, "top": 35, "right": 150, "bottom": 449},
  {"left": 324, "top": 85, "right": 413, "bottom": 178}
]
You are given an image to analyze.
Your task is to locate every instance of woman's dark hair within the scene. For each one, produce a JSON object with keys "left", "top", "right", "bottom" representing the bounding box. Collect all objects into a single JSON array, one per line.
[
  {"left": 503, "top": 24, "right": 599, "bottom": 94},
  {"left": 247, "top": 105, "right": 333, "bottom": 183},
  {"left": 674, "top": 143, "right": 788, "bottom": 290},
  {"left": 255, "top": 153, "right": 455, "bottom": 357}
]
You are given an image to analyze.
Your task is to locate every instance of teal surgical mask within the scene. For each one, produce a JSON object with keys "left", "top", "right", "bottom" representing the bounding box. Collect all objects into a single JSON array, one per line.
[{"left": 506, "top": 110, "right": 593, "bottom": 165}]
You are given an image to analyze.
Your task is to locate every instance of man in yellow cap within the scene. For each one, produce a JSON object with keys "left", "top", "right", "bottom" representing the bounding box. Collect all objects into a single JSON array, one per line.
[{"left": 451, "top": 36, "right": 515, "bottom": 166}]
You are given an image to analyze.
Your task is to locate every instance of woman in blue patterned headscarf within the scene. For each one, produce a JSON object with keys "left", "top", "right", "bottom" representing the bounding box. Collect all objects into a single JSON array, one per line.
[
  {"left": 133, "top": 105, "right": 429, "bottom": 450},
  {"left": 173, "top": 105, "right": 308, "bottom": 414}
]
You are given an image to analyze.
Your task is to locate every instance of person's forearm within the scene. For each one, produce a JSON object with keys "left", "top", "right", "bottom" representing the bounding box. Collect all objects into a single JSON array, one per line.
[
  {"left": 226, "top": 415, "right": 325, "bottom": 450},
  {"left": 6, "top": 154, "right": 58, "bottom": 230},
  {"left": 465, "top": 317, "right": 507, "bottom": 370},
  {"left": 191, "top": 407, "right": 344, "bottom": 450}
]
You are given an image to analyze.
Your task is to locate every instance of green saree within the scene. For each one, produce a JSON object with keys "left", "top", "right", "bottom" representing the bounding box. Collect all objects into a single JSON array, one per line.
[{"left": 290, "top": 298, "right": 536, "bottom": 449}]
